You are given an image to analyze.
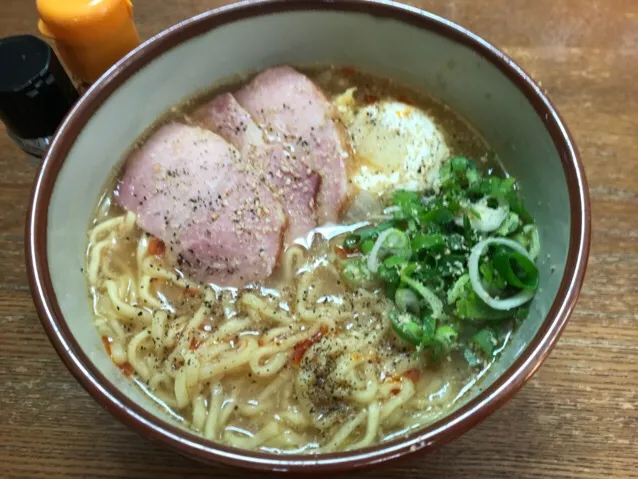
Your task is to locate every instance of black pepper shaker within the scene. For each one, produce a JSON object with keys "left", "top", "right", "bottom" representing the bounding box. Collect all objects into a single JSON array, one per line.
[{"left": 0, "top": 34, "right": 79, "bottom": 158}]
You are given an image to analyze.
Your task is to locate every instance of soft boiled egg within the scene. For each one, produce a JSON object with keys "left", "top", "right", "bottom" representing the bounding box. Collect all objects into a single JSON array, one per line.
[{"left": 335, "top": 89, "right": 450, "bottom": 195}]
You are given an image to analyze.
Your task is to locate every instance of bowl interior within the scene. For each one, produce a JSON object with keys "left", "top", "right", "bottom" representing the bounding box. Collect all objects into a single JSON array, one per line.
[{"left": 43, "top": 3, "right": 571, "bottom": 465}]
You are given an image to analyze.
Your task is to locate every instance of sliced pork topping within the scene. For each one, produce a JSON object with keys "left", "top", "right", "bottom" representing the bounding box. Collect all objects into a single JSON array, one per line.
[
  {"left": 234, "top": 66, "right": 350, "bottom": 223},
  {"left": 116, "top": 123, "right": 286, "bottom": 286},
  {"left": 193, "top": 93, "right": 319, "bottom": 242}
]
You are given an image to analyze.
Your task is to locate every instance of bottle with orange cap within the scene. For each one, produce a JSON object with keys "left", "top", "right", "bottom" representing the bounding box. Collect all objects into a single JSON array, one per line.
[{"left": 37, "top": 0, "right": 141, "bottom": 84}]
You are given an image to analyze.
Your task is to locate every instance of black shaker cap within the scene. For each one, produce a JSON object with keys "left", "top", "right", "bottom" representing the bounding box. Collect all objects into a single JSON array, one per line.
[{"left": 0, "top": 34, "right": 78, "bottom": 139}]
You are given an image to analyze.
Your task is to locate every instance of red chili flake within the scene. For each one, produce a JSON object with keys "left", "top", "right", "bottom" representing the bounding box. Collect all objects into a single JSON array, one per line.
[
  {"left": 148, "top": 237, "right": 166, "bottom": 256},
  {"left": 334, "top": 245, "right": 359, "bottom": 259},
  {"left": 334, "top": 245, "right": 349, "bottom": 259},
  {"left": 101, "top": 336, "right": 112, "bottom": 357},
  {"left": 401, "top": 368, "right": 421, "bottom": 383},
  {"left": 291, "top": 325, "right": 328, "bottom": 366},
  {"left": 391, "top": 387, "right": 401, "bottom": 395},
  {"left": 189, "top": 336, "right": 202, "bottom": 351},
  {"left": 183, "top": 288, "right": 199, "bottom": 298},
  {"left": 119, "top": 363, "right": 134, "bottom": 376}
]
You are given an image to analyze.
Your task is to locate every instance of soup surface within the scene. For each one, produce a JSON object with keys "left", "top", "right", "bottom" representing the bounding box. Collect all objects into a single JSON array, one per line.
[{"left": 85, "top": 66, "right": 538, "bottom": 453}]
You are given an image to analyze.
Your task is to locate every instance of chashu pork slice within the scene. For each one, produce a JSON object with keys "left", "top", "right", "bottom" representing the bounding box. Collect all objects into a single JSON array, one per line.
[
  {"left": 116, "top": 123, "right": 286, "bottom": 287},
  {"left": 234, "top": 66, "right": 349, "bottom": 223},
  {"left": 193, "top": 92, "right": 320, "bottom": 243}
]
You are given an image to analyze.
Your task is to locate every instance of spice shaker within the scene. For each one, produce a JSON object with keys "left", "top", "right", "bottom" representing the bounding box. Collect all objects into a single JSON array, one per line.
[
  {"left": 0, "top": 35, "right": 79, "bottom": 157},
  {"left": 37, "top": 0, "right": 141, "bottom": 84}
]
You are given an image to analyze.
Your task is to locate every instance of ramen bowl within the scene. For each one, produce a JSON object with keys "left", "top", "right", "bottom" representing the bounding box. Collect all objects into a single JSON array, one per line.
[{"left": 26, "top": 0, "right": 590, "bottom": 472}]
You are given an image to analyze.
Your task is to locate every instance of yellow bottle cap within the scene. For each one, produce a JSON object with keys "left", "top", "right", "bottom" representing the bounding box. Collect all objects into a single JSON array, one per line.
[
  {"left": 37, "top": 0, "right": 134, "bottom": 44},
  {"left": 36, "top": 0, "right": 140, "bottom": 83}
]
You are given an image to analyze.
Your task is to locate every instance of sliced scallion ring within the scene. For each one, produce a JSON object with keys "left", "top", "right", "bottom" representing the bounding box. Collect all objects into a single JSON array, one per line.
[
  {"left": 493, "top": 248, "right": 539, "bottom": 289},
  {"left": 388, "top": 309, "right": 423, "bottom": 345},
  {"left": 399, "top": 273, "right": 443, "bottom": 319},
  {"left": 395, "top": 288, "right": 420, "bottom": 315},
  {"left": 367, "top": 228, "right": 409, "bottom": 273},
  {"left": 468, "top": 238, "right": 537, "bottom": 310}
]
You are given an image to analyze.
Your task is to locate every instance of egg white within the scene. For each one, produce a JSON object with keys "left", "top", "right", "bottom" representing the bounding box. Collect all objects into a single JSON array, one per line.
[{"left": 335, "top": 90, "right": 450, "bottom": 195}]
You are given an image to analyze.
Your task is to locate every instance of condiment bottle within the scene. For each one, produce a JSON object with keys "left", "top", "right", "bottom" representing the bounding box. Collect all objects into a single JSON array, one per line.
[
  {"left": 37, "top": 0, "right": 141, "bottom": 84},
  {"left": 0, "top": 35, "right": 79, "bottom": 158}
]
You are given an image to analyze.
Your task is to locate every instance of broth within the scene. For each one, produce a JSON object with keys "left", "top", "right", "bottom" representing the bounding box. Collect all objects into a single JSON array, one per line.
[{"left": 85, "top": 67, "right": 506, "bottom": 453}]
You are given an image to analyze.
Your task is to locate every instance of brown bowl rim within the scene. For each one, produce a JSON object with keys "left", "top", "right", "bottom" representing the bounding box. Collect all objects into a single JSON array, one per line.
[{"left": 26, "top": 0, "right": 591, "bottom": 472}]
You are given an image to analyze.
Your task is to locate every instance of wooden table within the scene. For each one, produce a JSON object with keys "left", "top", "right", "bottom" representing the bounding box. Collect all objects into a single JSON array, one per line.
[{"left": 1, "top": 0, "right": 636, "bottom": 477}]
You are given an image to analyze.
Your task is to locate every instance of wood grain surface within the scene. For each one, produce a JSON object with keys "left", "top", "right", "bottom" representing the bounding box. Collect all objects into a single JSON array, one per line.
[{"left": 0, "top": 0, "right": 636, "bottom": 477}]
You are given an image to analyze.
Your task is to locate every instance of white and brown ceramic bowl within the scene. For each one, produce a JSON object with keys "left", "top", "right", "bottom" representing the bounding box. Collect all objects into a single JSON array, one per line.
[{"left": 26, "top": 0, "right": 590, "bottom": 472}]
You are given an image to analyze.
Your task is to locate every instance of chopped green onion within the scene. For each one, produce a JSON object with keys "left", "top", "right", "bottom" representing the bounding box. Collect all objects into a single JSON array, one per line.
[
  {"left": 392, "top": 190, "right": 424, "bottom": 219},
  {"left": 506, "top": 189, "right": 533, "bottom": 223},
  {"left": 468, "top": 238, "right": 537, "bottom": 310},
  {"left": 377, "top": 263, "right": 400, "bottom": 286},
  {"left": 392, "top": 189, "right": 420, "bottom": 205},
  {"left": 447, "top": 274, "right": 469, "bottom": 305},
  {"left": 341, "top": 156, "right": 538, "bottom": 360},
  {"left": 492, "top": 247, "right": 539, "bottom": 289},
  {"left": 385, "top": 229, "right": 411, "bottom": 256},
  {"left": 347, "top": 221, "right": 396, "bottom": 251},
  {"left": 479, "top": 262, "right": 507, "bottom": 290},
  {"left": 495, "top": 212, "right": 521, "bottom": 236},
  {"left": 395, "top": 288, "right": 420, "bottom": 315},
  {"left": 401, "top": 262, "right": 419, "bottom": 278},
  {"left": 341, "top": 259, "right": 374, "bottom": 289},
  {"left": 471, "top": 328, "right": 496, "bottom": 356},
  {"left": 451, "top": 156, "right": 469, "bottom": 172},
  {"left": 400, "top": 272, "right": 443, "bottom": 319},
  {"left": 384, "top": 255, "right": 407, "bottom": 268},
  {"left": 514, "top": 224, "right": 541, "bottom": 260},
  {"left": 419, "top": 206, "right": 455, "bottom": 225},
  {"left": 441, "top": 156, "right": 475, "bottom": 187},
  {"left": 466, "top": 167, "right": 480, "bottom": 186},
  {"left": 462, "top": 214, "right": 473, "bottom": 241},
  {"left": 435, "top": 324, "right": 459, "bottom": 350},
  {"left": 367, "top": 228, "right": 410, "bottom": 273},
  {"left": 360, "top": 238, "right": 375, "bottom": 254},
  {"left": 411, "top": 233, "right": 445, "bottom": 253},
  {"left": 446, "top": 233, "right": 467, "bottom": 252},
  {"left": 388, "top": 309, "right": 423, "bottom": 345},
  {"left": 429, "top": 324, "right": 459, "bottom": 361},
  {"left": 420, "top": 315, "right": 437, "bottom": 346},
  {"left": 436, "top": 254, "right": 468, "bottom": 279},
  {"left": 463, "top": 197, "right": 509, "bottom": 233},
  {"left": 456, "top": 294, "right": 513, "bottom": 321}
]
